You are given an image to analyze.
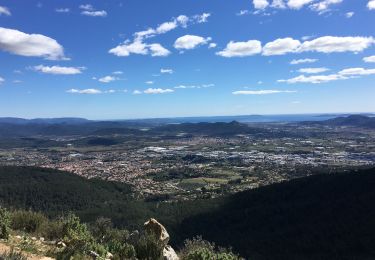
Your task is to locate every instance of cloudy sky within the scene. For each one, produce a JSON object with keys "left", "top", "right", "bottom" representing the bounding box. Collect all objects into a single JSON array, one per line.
[{"left": 0, "top": 0, "right": 374, "bottom": 119}]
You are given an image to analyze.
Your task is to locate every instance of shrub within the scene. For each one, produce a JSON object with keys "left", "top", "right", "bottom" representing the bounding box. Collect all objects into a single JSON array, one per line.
[
  {"left": 0, "top": 207, "right": 11, "bottom": 239},
  {"left": 58, "top": 213, "right": 98, "bottom": 259},
  {"left": 11, "top": 210, "right": 48, "bottom": 233},
  {"left": 134, "top": 232, "right": 164, "bottom": 260},
  {"left": 180, "top": 236, "right": 241, "bottom": 260}
]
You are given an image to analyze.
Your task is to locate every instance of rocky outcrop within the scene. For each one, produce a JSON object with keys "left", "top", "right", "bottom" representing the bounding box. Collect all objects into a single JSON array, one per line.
[{"left": 144, "top": 218, "right": 179, "bottom": 260}]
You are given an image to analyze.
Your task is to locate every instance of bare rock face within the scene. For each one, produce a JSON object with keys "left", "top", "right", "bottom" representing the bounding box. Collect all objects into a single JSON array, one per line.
[
  {"left": 144, "top": 218, "right": 170, "bottom": 246},
  {"left": 144, "top": 218, "right": 179, "bottom": 260},
  {"left": 163, "top": 245, "right": 179, "bottom": 260}
]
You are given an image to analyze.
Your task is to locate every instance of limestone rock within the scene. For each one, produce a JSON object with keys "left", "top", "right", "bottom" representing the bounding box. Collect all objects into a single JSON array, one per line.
[
  {"left": 163, "top": 245, "right": 179, "bottom": 260},
  {"left": 144, "top": 218, "right": 170, "bottom": 246}
]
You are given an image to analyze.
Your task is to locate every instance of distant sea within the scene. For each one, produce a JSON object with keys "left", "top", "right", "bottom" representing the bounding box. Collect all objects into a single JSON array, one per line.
[{"left": 124, "top": 113, "right": 375, "bottom": 124}]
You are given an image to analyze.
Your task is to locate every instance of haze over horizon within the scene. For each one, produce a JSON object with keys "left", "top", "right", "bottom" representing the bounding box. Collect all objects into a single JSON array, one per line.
[{"left": 1, "top": 0, "right": 375, "bottom": 119}]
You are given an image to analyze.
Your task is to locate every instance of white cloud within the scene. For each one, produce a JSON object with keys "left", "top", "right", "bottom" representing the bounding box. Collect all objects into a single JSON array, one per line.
[
  {"left": 0, "top": 77, "right": 4, "bottom": 84},
  {"left": 345, "top": 12, "right": 354, "bottom": 18},
  {"left": 310, "top": 0, "right": 343, "bottom": 13},
  {"left": 287, "top": 0, "right": 315, "bottom": 9},
  {"left": 280, "top": 67, "right": 375, "bottom": 84},
  {"left": 56, "top": 8, "right": 70, "bottom": 13},
  {"left": 145, "top": 81, "right": 154, "bottom": 84},
  {"left": 161, "top": 68, "right": 173, "bottom": 74},
  {"left": 363, "top": 55, "right": 375, "bottom": 63},
  {"left": 144, "top": 88, "right": 174, "bottom": 94},
  {"left": 110, "top": 13, "right": 210, "bottom": 58},
  {"left": 368, "top": 0, "right": 375, "bottom": 10},
  {"left": 0, "top": 6, "right": 11, "bottom": 16},
  {"left": 208, "top": 43, "right": 217, "bottom": 48},
  {"left": 176, "top": 15, "right": 189, "bottom": 27},
  {"left": 253, "top": 0, "right": 270, "bottom": 9},
  {"left": 195, "top": 13, "right": 211, "bottom": 23},
  {"left": 271, "top": 0, "right": 287, "bottom": 8},
  {"left": 112, "top": 71, "right": 123, "bottom": 75},
  {"left": 338, "top": 67, "right": 375, "bottom": 76},
  {"left": 79, "top": 4, "right": 107, "bottom": 17},
  {"left": 233, "top": 89, "right": 296, "bottom": 95},
  {"left": 81, "top": 10, "right": 107, "bottom": 17},
  {"left": 67, "top": 88, "right": 102, "bottom": 94},
  {"left": 98, "top": 75, "right": 118, "bottom": 83},
  {"left": 174, "top": 83, "right": 214, "bottom": 89},
  {"left": 0, "top": 27, "right": 66, "bottom": 60},
  {"left": 262, "top": 38, "right": 301, "bottom": 56},
  {"left": 133, "top": 90, "right": 142, "bottom": 95},
  {"left": 33, "top": 65, "right": 84, "bottom": 75},
  {"left": 79, "top": 4, "right": 93, "bottom": 11},
  {"left": 216, "top": 40, "right": 262, "bottom": 57},
  {"left": 148, "top": 43, "right": 171, "bottom": 56},
  {"left": 278, "top": 74, "right": 346, "bottom": 84},
  {"left": 297, "top": 67, "right": 329, "bottom": 74},
  {"left": 156, "top": 21, "right": 177, "bottom": 34},
  {"left": 290, "top": 58, "right": 318, "bottom": 64},
  {"left": 236, "top": 10, "right": 250, "bottom": 16},
  {"left": 174, "top": 35, "right": 211, "bottom": 50},
  {"left": 298, "top": 36, "right": 375, "bottom": 53}
]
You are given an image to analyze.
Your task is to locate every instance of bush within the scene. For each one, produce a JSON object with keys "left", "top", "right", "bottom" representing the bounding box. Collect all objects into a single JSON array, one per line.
[
  {"left": 58, "top": 213, "right": 99, "bottom": 259},
  {"left": 134, "top": 232, "right": 164, "bottom": 260},
  {"left": 180, "top": 237, "right": 241, "bottom": 260},
  {"left": 0, "top": 248, "right": 27, "bottom": 260},
  {"left": 11, "top": 210, "right": 48, "bottom": 233},
  {"left": 0, "top": 207, "right": 11, "bottom": 239}
]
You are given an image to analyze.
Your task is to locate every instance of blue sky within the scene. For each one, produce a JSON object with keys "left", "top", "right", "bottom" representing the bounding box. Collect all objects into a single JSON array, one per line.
[{"left": 0, "top": 0, "right": 374, "bottom": 119}]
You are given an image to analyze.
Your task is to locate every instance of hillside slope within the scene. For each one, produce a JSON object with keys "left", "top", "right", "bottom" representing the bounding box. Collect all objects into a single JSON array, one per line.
[{"left": 179, "top": 167, "right": 375, "bottom": 259}]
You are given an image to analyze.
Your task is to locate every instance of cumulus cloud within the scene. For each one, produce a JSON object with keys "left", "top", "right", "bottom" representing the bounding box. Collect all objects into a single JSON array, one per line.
[
  {"left": 144, "top": 88, "right": 174, "bottom": 94},
  {"left": 298, "top": 36, "right": 375, "bottom": 53},
  {"left": 287, "top": 0, "right": 315, "bottom": 9},
  {"left": 80, "top": 4, "right": 107, "bottom": 17},
  {"left": 55, "top": 8, "right": 70, "bottom": 13},
  {"left": 33, "top": 65, "right": 84, "bottom": 75},
  {"left": 0, "top": 6, "right": 11, "bottom": 16},
  {"left": 67, "top": 88, "right": 102, "bottom": 94},
  {"left": 133, "top": 90, "right": 142, "bottom": 95},
  {"left": 216, "top": 40, "right": 262, "bottom": 57},
  {"left": 297, "top": 67, "right": 329, "bottom": 74},
  {"left": 368, "top": 0, "right": 375, "bottom": 10},
  {"left": 160, "top": 68, "right": 173, "bottom": 74},
  {"left": 208, "top": 43, "right": 217, "bottom": 48},
  {"left": 148, "top": 43, "right": 171, "bottom": 56},
  {"left": 310, "top": 0, "right": 342, "bottom": 13},
  {"left": 98, "top": 75, "right": 118, "bottom": 83},
  {"left": 0, "top": 27, "right": 66, "bottom": 60},
  {"left": 110, "top": 13, "right": 210, "bottom": 58},
  {"left": 290, "top": 58, "right": 318, "bottom": 64},
  {"left": 262, "top": 38, "right": 301, "bottom": 56},
  {"left": 233, "top": 89, "right": 297, "bottom": 95},
  {"left": 174, "top": 35, "right": 211, "bottom": 50},
  {"left": 253, "top": 0, "right": 270, "bottom": 9},
  {"left": 363, "top": 55, "right": 375, "bottom": 63}
]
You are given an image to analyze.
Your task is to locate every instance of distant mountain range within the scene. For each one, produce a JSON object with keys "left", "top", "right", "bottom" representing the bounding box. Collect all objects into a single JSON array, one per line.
[
  {"left": 302, "top": 115, "right": 375, "bottom": 128},
  {"left": 1, "top": 113, "right": 374, "bottom": 125}
]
